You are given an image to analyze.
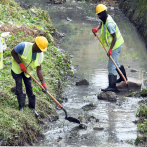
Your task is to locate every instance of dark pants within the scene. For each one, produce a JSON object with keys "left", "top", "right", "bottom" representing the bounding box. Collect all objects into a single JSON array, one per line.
[{"left": 11, "top": 70, "right": 33, "bottom": 96}]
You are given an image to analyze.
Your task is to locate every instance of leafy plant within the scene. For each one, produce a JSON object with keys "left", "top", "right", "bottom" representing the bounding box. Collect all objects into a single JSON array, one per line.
[{"left": 139, "top": 89, "right": 147, "bottom": 97}]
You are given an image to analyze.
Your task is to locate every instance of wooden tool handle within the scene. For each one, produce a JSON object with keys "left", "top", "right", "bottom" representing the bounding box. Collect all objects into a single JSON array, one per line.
[
  {"left": 95, "top": 33, "right": 128, "bottom": 85},
  {"left": 26, "top": 71, "right": 63, "bottom": 108}
]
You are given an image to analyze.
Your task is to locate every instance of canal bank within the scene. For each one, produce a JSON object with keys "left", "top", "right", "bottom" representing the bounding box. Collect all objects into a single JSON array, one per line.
[
  {"left": 118, "top": 0, "right": 147, "bottom": 47},
  {"left": 0, "top": 0, "right": 74, "bottom": 146}
]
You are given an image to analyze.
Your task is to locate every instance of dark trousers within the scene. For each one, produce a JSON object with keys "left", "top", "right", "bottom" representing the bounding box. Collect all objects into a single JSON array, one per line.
[{"left": 11, "top": 70, "right": 33, "bottom": 96}]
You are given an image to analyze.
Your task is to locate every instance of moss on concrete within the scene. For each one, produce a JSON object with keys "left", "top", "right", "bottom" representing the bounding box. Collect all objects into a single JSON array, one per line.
[{"left": 118, "top": 0, "right": 147, "bottom": 47}]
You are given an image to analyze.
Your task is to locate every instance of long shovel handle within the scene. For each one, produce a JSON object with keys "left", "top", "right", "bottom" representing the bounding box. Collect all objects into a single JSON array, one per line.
[
  {"left": 95, "top": 33, "right": 128, "bottom": 85},
  {"left": 25, "top": 71, "right": 63, "bottom": 108},
  {"left": 25, "top": 71, "right": 80, "bottom": 124}
]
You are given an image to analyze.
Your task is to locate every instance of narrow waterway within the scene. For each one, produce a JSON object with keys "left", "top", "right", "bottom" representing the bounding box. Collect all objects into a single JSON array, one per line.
[{"left": 15, "top": 0, "right": 147, "bottom": 146}]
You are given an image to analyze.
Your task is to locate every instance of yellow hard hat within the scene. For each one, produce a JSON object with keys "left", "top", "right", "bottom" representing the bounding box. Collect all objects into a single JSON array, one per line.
[
  {"left": 96, "top": 4, "right": 107, "bottom": 15},
  {"left": 35, "top": 36, "right": 48, "bottom": 52}
]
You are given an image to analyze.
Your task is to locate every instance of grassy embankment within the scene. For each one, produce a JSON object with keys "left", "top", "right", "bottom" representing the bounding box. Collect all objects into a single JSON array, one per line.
[
  {"left": 118, "top": 0, "right": 147, "bottom": 47},
  {"left": 135, "top": 90, "right": 147, "bottom": 146},
  {"left": 0, "top": 0, "right": 73, "bottom": 145},
  {"left": 126, "top": 90, "right": 147, "bottom": 146}
]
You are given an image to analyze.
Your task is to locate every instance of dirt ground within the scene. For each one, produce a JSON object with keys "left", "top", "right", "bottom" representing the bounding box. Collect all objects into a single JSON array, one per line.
[
  {"left": 100, "top": 0, "right": 119, "bottom": 7},
  {"left": 0, "top": 24, "right": 44, "bottom": 38}
]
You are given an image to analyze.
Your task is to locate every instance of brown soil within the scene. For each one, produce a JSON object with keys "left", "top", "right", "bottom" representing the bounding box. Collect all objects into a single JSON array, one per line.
[
  {"left": 101, "top": 0, "right": 119, "bottom": 7},
  {"left": 0, "top": 24, "right": 44, "bottom": 38}
]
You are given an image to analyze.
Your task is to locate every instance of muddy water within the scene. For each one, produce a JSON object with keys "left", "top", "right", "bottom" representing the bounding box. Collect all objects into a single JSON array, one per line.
[{"left": 15, "top": 0, "right": 147, "bottom": 146}]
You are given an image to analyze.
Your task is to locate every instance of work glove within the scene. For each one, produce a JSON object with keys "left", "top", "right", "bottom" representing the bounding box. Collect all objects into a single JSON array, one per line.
[
  {"left": 92, "top": 28, "right": 99, "bottom": 36},
  {"left": 107, "top": 49, "right": 112, "bottom": 57},
  {"left": 42, "top": 83, "right": 47, "bottom": 93},
  {"left": 19, "top": 63, "right": 26, "bottom": 72}
]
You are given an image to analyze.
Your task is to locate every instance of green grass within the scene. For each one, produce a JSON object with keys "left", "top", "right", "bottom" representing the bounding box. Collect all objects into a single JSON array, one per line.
[{"left": 0, "top": 0, "right": 73, "bottom": 145}]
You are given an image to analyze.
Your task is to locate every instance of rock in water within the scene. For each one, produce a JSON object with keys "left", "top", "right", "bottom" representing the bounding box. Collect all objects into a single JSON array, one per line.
[
  {"left": 93, "top": 126, "right": 104, "bottom": 130},
  {"left": 98, "top": 91, "right": 117, "bottom": 101},
  {"left": 79, "top": 124, "right": 87, "bottom": 130},
  {"left": 76, "top": 79, "right": 89, "bottom": 86},
  {"left": 116, "top": 77, "right": 142, "bottom": 92}
]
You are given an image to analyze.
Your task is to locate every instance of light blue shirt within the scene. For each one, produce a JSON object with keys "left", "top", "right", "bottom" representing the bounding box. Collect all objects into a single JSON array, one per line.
[
  {"left": 104, "top": 22, "right": 116, "bottom": 46},
  {"left": 107, "top": 23, "right": 116, "bottom": 34}
]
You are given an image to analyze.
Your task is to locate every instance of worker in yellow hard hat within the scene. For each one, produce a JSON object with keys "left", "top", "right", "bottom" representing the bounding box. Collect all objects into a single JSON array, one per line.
[
  {"left": 92, "top": 4, "right": 127, "bottom": 92},
  {"left": 11, "top": 36, "right": 48, "bottom": 115}
]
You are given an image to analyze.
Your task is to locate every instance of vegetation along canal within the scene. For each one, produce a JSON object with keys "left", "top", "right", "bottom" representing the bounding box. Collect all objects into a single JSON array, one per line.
[{"left": 15, "top": 0, "right": 147, "bottom": 146}]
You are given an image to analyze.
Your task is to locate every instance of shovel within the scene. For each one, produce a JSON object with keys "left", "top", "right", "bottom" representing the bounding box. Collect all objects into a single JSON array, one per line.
[
  {"left": 26, "top": 71, "right": 80, "bottom": 124},
  {"left": 94, "top": 33, "right": 129, "bottom": 91}
]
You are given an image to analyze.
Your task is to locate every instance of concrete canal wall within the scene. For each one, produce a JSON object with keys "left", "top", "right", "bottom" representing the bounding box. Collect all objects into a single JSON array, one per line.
[{"left": 118, "top": 0, "right": 147, "bottom": 47}]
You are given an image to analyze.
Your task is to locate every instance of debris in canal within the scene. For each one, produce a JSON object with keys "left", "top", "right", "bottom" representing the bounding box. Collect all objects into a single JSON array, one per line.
[
  {"left": 82, "top": 103, "right": 97, "bottom": 111},
  {"left": 93, "top": 126, "right": 104, "bottom": 130},
  {"left": 116, "top": 78, "right": 142, "bottom": 92},
  {"left": 79, "top": 124, "right": 87, "bottom": 130}
]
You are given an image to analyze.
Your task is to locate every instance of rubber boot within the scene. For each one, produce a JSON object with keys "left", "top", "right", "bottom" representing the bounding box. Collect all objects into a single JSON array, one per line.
[
  {"left": 28, "top": 94, "right": 36, "bottom": 109},
  {"left": 17, "top": 94, "right": 26, "bottom": 111},
  {"left": 101, "top": 75, "right": 117, "bottom": 92},
  {"left": 28, "top": 95, "right": 39, "bottom": 118},
  {"left": 116, "top": 65, "right": 127, "bottom": 83}
]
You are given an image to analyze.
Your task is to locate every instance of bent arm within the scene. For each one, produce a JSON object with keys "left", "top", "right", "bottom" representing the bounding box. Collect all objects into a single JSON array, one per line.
[
  {"left": 11, "top": 49, "right": 21, "bottom": 64},
  {"left": 110, "top": 33, "right": 116, "bottom": 49},
  {"left": 37, "top": 65, "right": 45, "bottom": 84},
  {"left": 97, "top": 22, "right": 102, "bottom": 29}
]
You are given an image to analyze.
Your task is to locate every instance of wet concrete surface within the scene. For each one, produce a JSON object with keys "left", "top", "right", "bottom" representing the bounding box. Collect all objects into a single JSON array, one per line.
[{"left": 15, "top": 0, "right": 147, "bottom": 146}]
